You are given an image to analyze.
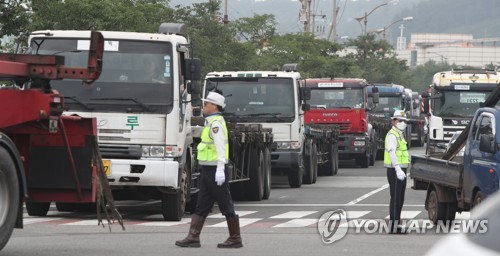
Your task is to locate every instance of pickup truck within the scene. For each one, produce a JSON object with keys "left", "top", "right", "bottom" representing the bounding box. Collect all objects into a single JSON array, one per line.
[{"left": 411, "top": 106, "right": 500, "bottom": 223}]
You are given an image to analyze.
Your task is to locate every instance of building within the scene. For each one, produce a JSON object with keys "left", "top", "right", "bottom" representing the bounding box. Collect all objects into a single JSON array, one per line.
[{"left": 396, "top": 33, "right": 500, "bottom": 68}]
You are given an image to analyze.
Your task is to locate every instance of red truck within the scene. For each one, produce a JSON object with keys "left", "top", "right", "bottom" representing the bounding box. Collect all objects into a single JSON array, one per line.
[
  {"left": 304, "top": 78, "right": 379, "bottom": 168},
  {"left": 0, "top": 31, "right": 121, "bottom": 251}
]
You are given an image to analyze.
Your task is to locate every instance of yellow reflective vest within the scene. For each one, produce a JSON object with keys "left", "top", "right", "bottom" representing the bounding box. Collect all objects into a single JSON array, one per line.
[
  {"left": 384, "top": 128, "right": 410, "bottom": 168},
  {"left": 197, "top": 115, "right": 229, "bottom": 166}
]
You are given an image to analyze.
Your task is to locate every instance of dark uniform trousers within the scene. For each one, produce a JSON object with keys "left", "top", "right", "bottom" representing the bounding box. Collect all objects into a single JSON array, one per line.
[
  {"left": 195, "top": 165, "right": 236, "bottom": 218},
  {"left": 387, "top": 167, "right": 407, "bottom": 226}
]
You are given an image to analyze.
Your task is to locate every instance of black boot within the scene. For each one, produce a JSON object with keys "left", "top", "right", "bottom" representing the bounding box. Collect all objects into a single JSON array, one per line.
[
  {"left": 217, "top": 215, "right": 243, "bottom": 248},
  {"left": 175, "top": 214, "right": 206, "bottom": 247}
]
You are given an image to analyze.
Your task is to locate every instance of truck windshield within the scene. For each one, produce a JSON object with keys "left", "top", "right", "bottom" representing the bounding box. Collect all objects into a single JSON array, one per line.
[
  {"left": 368, "top": 96, "right": 402, "bottom": 113},
  {"left": 309, "top": 88, "right": 365, "bottom": 109},
  {"left": 208, "top": 78, "right": 295, "bottom": 123},
  {"left": 31, "top": 38, "right": 174, "bottom": 114},
  {"left": 433, "top": 90, "right": 499, "bottom": 118}
]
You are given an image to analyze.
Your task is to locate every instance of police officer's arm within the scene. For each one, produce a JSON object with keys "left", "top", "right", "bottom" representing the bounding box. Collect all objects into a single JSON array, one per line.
[
  {"left": 386, "top": 133, "right": 399, "bottom": 166},
  {"left": 210, "top": 120, "right": 227, "bottom": 169}
]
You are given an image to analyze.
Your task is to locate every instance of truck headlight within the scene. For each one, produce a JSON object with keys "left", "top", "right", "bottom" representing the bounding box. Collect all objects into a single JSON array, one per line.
[
  {"left": 353, "top": 141, "right": 365, "bottom": 146},
  {"left": 276, "top": 141, "right": 301, "bottom": 150},
  {"left": 141, "top": 145, "right": 178, "bottom": 158}
]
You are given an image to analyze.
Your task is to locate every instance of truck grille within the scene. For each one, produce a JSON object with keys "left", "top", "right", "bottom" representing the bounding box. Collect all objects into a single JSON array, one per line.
[
  {"left": 333, "top": 123, "right": 351, "bottom": 131},
  {"left": 99, "top": 144, "right": 142, "bottom": 159}
]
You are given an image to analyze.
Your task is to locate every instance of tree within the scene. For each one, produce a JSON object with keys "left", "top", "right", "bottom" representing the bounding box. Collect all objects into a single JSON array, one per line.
[
  {"left": 345, "top": 34, "right": 409, "bottom": 84},
  {"left": 406, "top": 60, "right": 456, "bottom": 92},
  {"left": 232, "top": 14, "right": 277, "bottom": 49},
  {"left": 29, "top": 0, "right": 173, "bottom": 32}
]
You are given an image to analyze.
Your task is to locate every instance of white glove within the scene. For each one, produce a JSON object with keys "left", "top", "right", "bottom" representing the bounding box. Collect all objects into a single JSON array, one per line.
[
  {"left": 395, "top": 165, "right": 406, "bottom": 181},
  {"left": 215, "top": 167, "right": 225, "bottom": 186}
]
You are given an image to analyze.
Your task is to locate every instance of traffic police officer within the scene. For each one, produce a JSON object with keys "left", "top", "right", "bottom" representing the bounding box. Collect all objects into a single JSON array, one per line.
[
  {"left": 384, "top": 110, "right": 410, "bottom": 234},
  {"left": 175, "top": 91, "right": 243, "bottom": 248}
]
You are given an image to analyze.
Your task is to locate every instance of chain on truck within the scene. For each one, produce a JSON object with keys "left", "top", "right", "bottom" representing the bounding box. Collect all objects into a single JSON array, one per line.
[
  {"left": 203, "top": 65, "right": 338, "bottom": 189},
  {"left": 28, "top": 24, "right": 206, "bottom": 221},
  {"left": 305, "top": 78, "right": 377, "bottom": 168},
  {"left": 423, "top": 68, "right": 500, "bottom": 154},
  {"left": 0, "top": 31, "right": 124, "bottom": 252}
]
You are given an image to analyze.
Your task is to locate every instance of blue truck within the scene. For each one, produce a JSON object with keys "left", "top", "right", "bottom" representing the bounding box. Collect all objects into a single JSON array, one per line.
[{"left": 411, "top": 104, "right": 500, "bottom": 223}]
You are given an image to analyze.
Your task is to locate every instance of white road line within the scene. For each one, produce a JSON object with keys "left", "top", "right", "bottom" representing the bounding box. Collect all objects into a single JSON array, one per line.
[
  {"left": 270, "top": 211, "right": 317, "bottom": 219},
  {"left": 346, "top": 184, "right": 390, "bottom": 205},
  {"left": 455, "top": 212, "right": 470, "bottom": 220},
  {"left": 385, "top": 211, "right": 422, "bottom": 219},
  {"left": 207, "top": 211, "right": 258, "bottom": 218},
  {"left": 23, "top": 217, "right": 61, "bottom": 225},
  {"left": 138, "top": 218, "right": 191, "bottom": 226},
  {"left": 62, "top": 220, "right": 100, "bottom": 226},
  {"left": 208, "top": 218, "right": 262, "bottom": 227},
  {"left": 273, "top": 218, "right": 318, "bottom": 228},
  {"left": 234, "top": 203, "right": 425, "bottom": 207}
]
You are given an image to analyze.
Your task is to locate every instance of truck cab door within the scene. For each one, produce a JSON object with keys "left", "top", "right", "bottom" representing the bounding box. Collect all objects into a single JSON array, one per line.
[{"left": 467, "top": 112, "right": 499, "bottom": 200}]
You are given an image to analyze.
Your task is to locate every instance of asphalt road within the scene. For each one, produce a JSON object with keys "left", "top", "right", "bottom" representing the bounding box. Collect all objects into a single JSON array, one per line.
[{"left": 2, "top": 146, "right": 455, "bottom": 256}]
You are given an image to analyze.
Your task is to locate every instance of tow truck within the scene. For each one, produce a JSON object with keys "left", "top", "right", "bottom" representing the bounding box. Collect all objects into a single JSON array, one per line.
[{"left": 0, "top": 31, "right": 113, "bottom": 251}]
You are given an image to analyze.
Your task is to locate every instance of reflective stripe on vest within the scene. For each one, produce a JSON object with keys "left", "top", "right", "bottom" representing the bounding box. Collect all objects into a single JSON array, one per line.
[
  {"left": 384, "top": 128, "right": 410, "bottom": 168},
  {"left": 197, "top": 115, "right": 229, "bottom": 166}
]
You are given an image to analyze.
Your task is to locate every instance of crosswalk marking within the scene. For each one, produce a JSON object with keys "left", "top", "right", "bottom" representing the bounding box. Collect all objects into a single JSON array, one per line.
[
  {"left": 138, "top": 218, "right": 191, "bottom": 226},
  {"left": 207, "top": 211, "right": 258, "bottom": 218},
  {"left": 208, "top": 218, "right": 262, "bottom": 227},
  {"left": 455, "top": 212, "right": 470, "bottom": 220},
  {"left": 23, "top": 217, "right": 61, "bottom": 225},
  {"left": 273, "top": 218, "right": 318, "bottom": 228},
  {"left": 270, "top": 211, "right": 317, "bottom": 219},
  {"left": 385, "top": 211, "right": 421, "bottom": 219}
]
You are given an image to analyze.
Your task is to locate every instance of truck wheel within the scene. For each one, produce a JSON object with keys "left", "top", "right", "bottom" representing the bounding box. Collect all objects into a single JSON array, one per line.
[
  {"left": 357, "top": 154, "right": 369, "bottom": 168},
  {"left": 262, "top": 148, "right": 272, "bottom": 200},
  {"left": 26, "top": 202, "right": 50, "bottom": 216},
  {"left": 312, "top": 146, "right": 318, "bottom": 184},
  {"left": 303, "top": 145, "right": 315, "bottom": 185},
  {"left": 427, "top": 190, "right": 446, "bottom": 224},
  {"left": 56, "top": 203, "right": 76, "bottom": 212},
  {"left": 473, "top": 191, "right": 484, "bottom": 208},
  {"left": 246, "top": 149, "right": 264, "bottom": 201},
  {"left": 332, "top": 146, "right": 339, "bottom": 175},
  {"left": 288, "top": 170, "right": 302, "bottom": 188},
  {"left": 376, "top": 148, "right": 384, "bottom": 160},
  {"left": 414, "top": 129, "right": 424, "bottom": 147},
  {"left": 445, "top": 202, "right": 457, "bottom": 220},
  {"left": 0, "top": 147, "right": 19, "bottom": 251},
  {"left": 162, "top": 166, "right": 188, "bottom": 221}
]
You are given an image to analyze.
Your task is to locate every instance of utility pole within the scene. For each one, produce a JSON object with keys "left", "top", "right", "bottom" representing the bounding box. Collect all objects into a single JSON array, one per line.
[
  {"left": 327, "top": 0, "right": 339, "bottom": 42},
  {"left": 299, "top": 0, "right": 312, "bottom": 33},
  {"left": 223, "top": 0, "right": 228, "bottom": 24}
]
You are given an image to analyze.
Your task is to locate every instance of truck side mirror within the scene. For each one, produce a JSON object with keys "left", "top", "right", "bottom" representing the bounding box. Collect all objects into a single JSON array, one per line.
[
  {"left": 422, "top": 91, "right": 430, "bottom": 98},
  {"left": 371, "top": 87, "right": 379, "bottom": 104},
  {"left": 300, "top": 87, "right": 311, "bottom": 101},
  {"left": 422, "top": 98, "right": 430, "bottom": 114},
  {"left": 479, "top": 134, "right": 496, "bottom": 154},
  {"left": 187, "top": 81, "right": 201, "bottom": 95},
  {"left": 301, "top": 103, "right": 310, "bottom": 111},
  {"left": 185, "top": 58, "right": 201, "bottom": 81},
  {"left": 405, "top": 100, "right": 411, "bottom": 111}
]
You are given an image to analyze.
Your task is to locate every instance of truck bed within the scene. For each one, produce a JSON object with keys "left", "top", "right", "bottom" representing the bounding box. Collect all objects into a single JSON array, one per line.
[{"left": 410, "top": 154, "right": 463, "bottom": 189}]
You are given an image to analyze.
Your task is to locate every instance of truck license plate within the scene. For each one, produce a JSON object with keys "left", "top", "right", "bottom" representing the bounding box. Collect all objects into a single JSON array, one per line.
[{"left": 102, "top": 160, "right": 111, "bottom": 176}]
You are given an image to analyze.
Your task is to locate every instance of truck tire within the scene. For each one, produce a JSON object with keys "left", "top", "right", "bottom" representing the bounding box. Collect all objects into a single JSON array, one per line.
[
  {"left": 262, "top": 148, "right": 272, "bottom": 200},
  {"left": 357, "top": 154, "right": 369, "bottom": 168},
  {"left": 369, "top": 138, "right": 376, "bottom": 166},
  {"left": 445, "top": 202, "right": 457, "bottom": 220},
  {"left": 26, "top": 202, "right": 50, "bottom": 217},
  {"left": 56, "top": 203, "right": 76, "bottom": 212},
  {"left": 332, "top": 146, "right": 339, "bottom": 175},
  {"left": 288, "top": 170, "right": 302, "bottom": 188},
  {"left": 319, "top": 144, "right": 334, "bottom": 176},
  {"left": 473, "top": 191, "right": 484, "bottom": 208},
  {"left": 413, "top": 128, "right": 424, "bottom": 147},
  {"left": 303, "top": 144, "right": 316, "bottom": 185},
  {"left": 246, "top": 149, "right": 264, "bottom": 201},
  {"left": 162, "top": 165, "right": 188, "bottom": 221},
  {"left": 0, "top": 147, "right": 19, "bottom": 251},
  {"left": 427, "top": 190, "right": 446, "bottom": 224},
  {"left": 312, "top": 146, "right": 318, "bottom": 184}
]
